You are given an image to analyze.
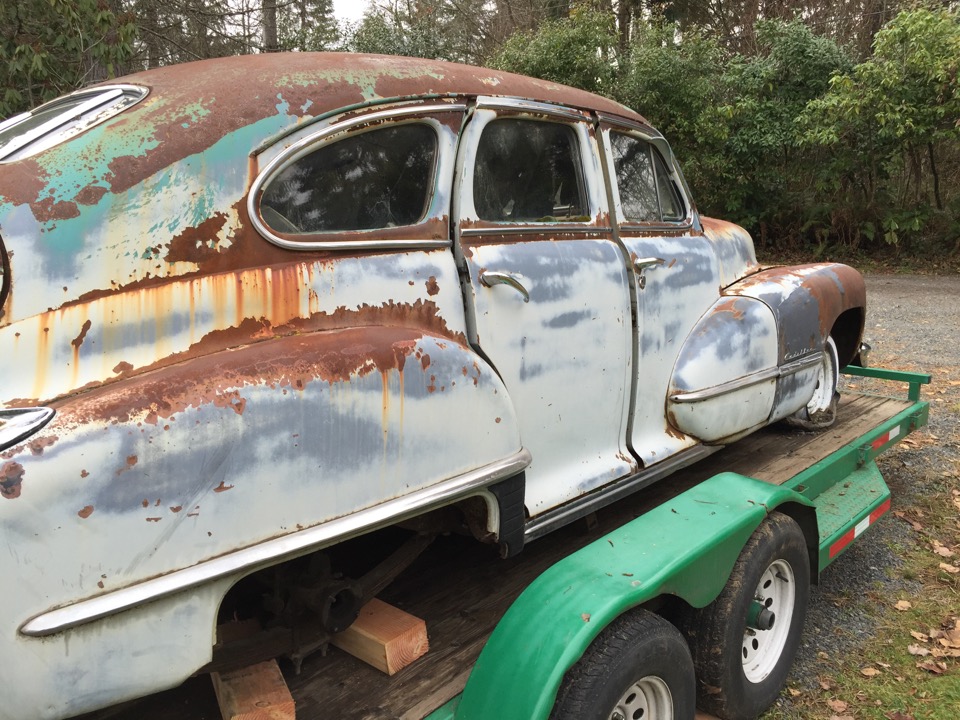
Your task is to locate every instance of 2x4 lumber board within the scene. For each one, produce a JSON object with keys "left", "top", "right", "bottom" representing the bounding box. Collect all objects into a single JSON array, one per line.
[
  {"left": 331, "top": 598, "right": 429, "bottom": 676},
  {"left": 211, "top": 660, "right": 296, "bottom": 720}
]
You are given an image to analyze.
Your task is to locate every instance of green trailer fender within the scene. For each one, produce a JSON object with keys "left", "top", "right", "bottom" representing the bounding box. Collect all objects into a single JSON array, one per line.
[{"left": 449, "top": 472, "right": 814, "bottom": 720}]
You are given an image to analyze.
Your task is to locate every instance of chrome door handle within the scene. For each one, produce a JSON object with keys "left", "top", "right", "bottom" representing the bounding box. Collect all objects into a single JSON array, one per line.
[
  {"left": 479, "top": 270, "right": 530, "bottom": 303},
  {"left": 633, "top": 257, "right": 665, "bottom": 290}
]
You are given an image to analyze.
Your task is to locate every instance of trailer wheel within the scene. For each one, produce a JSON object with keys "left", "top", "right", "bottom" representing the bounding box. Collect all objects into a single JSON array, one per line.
[
  {"left": 787, "top": 336, "right": 840, "bottom": 430},
  {"left": 551, "top": 608, "right": 696, "bottom": 720},
  {"left": 681, "top": 512, "right": 810, "bottom": 720}
]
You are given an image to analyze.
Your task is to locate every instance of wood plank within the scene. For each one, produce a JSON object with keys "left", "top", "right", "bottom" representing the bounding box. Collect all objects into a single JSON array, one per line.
[
  {"left": 331, "top": 598, "right": 429, "bottom": 676},
  {"left": 211, "top": 660, "right": 295, "bottom": 720}
]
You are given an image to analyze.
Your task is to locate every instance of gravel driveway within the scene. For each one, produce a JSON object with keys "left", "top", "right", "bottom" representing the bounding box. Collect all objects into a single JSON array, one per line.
[{"left": 773, "top": 274, "right": 960, "bottom": 716}]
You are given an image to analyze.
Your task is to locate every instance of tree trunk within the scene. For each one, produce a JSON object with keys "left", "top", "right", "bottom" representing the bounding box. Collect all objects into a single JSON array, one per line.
[
  {"left": 263, "top": 0, "right": 279, "bottom": 52},
  {"left": 928, "top": 142, "right": 943, "bottom": 211}
]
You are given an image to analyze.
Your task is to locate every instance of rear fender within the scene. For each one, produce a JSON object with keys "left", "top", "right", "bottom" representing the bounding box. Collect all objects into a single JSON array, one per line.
[{"left": 2, "top": 326, "right": 521, "bottom": 642}]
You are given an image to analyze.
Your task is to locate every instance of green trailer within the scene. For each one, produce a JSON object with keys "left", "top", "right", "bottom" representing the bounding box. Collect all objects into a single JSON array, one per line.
[
  {"left": 416, "top": 367, "right": 930, "bottom": 720},
  {"left": 116, "top": 367, "right": 931, "bottom": 720}
]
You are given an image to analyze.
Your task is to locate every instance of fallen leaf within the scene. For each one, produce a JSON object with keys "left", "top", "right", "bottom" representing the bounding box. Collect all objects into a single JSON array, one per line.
[
  {"left": 829, "top": 716, "right": 854, "bottom": 720},
  {"left": 861, "top": 667, "right": 882, "bottom": 677},
  {"left": 895, "top": 600, "right": 913, "bottom": 611},
  {"left": 908, "top": 644, "right": 931, "bottom": 656},
  {"left": 819, "top": 678, "right": 836, "bottom": 691},
  {"left": 940, "top": 562, "right": 960, "bottom": 574},
  {"left": 885, "top": 712, "right": 915, "bottom": 720},
  {"left": 916, "top": 661, "right": 947, "bottom": 675},
  {"left": 827, "top": 699, "right": 849, "bottom": 712},
  {"left": 878, "top": 661, "right": 891, "bottom": 668},
  {"left": 788, "top": 688, "right": 801, "bottom": 697},
  {"left": 580, "top": 613, "right": 590, "bottom": 622},
  {"left": 910, "top": 630, "right": 930, "bottom": 642},
  {"left": 935, "top": 546, "right": 956, "bottom": 558}
]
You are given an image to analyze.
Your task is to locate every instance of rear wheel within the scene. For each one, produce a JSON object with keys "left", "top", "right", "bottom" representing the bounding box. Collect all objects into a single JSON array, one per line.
[
  {"left": 787, "top": 336, "right": 840, "bottom": 430},
  {"left": 680, "top": 512, "right": 810, "bottom": 720},
  {"left": 551, "top": 608, "right": 696, "bottom": 720}
]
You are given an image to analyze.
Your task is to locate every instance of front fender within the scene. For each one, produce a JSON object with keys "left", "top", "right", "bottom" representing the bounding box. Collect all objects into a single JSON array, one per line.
[
  {"left": 0, "top": 326, "right": 522, "bottom": 719},
  {"left": 725, "top": 263, "right": 866, "bottom": 364}
]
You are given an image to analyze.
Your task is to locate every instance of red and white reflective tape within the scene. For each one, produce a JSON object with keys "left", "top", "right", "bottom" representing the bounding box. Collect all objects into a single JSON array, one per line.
[
  {"left": 870, "top": 424, "right": 901, "bottom": 451},
  {"left": 829, "top": 498, "right": 891, "bottom": 559}
]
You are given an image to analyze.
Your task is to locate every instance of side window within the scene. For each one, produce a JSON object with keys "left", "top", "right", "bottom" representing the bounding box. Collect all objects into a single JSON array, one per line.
[
  {"left": 473, "top": 119, "right": 586, "bottom": 222},
  {"left": 259, "top": 123, "right": 437, "bottom": 234},
  {"left": 610, "top": 131, "right": 685, "bottom": 223}
]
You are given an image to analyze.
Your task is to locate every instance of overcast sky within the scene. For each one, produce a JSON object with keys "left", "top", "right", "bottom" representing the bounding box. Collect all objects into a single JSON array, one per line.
[{"left": 333, "top": 0, "right": 371, "bottom": 22}]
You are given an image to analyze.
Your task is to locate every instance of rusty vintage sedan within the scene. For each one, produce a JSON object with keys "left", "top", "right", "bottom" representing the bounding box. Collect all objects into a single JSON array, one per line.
[{"left": 0, "top": 53, "right": 865, "bottom": 719}]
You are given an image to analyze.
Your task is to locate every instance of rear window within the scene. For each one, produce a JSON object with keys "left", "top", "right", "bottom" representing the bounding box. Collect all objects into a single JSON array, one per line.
[
  {"left": 0, "top": 85, "right": 147, "bottom": 162},
  {"left": 258, "top": 123, "right": 438, "bottom": 234}
]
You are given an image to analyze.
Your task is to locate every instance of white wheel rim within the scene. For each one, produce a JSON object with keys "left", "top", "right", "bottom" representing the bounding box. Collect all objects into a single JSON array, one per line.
[
  {"left": 742, "top": 558, "right": 795, "bottom": 683},
  {"left": 610, "top": 675, "right": 673, "bottom": 720},
  {"left": 806, "top": 337, "right": 838, "bottom": 414}
]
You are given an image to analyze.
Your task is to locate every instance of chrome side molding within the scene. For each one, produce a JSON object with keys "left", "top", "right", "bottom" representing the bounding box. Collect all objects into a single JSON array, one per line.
[{"left": 20, "top": 448, "right": 532, "bottom": 637}]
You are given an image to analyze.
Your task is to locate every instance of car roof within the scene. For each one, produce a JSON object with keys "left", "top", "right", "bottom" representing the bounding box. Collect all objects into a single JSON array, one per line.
[{"left": 112, "top": 52, "right": 647, "bottom": 126}]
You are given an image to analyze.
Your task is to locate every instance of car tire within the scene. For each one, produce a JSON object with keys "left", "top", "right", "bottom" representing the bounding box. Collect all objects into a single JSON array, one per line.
[
  {"left": 550, "top": 608, "right": 696, "bottom": 720},
  {"left": 680, "top": 512, "right": 810, "bottom": 720},
  {"left": 787, "top": 335, "right": 840, "bottom": 430}
]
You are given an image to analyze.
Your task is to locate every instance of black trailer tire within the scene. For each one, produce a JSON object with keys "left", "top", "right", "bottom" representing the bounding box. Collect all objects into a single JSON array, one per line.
[
  {"left": 681, "top": 512, "right": 810, "bottom": 720},
  {"left": 550, "top": 608, "right": 696, "bottom": 720}
]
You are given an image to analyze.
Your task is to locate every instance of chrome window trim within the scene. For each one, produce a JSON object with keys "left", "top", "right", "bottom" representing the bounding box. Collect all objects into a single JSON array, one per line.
[
  {"left": 0, "top": 85, "right": 147, "bottom": 162},
  {"left": 20, "top": 447, "right": 532, "bottom": 637},
  {"left": 599, "top": 122, "right": 697, "bottom": 228},
  {"left": 461, "top": 225, "right": 613, "bottom": 237},
  {"left": 670, "top": 352, "right": 824, "bottom": 404},
  {"left": 457, "top": 106, "right": 604, "bottom": 230},
  {"left": 475, "top": 96, "right": 589, "bottom": 121},
  {"left": 249, "top": 103, "right": 466, "bottom": 252}
]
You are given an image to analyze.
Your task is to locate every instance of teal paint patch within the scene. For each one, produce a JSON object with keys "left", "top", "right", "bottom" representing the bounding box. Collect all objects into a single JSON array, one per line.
[
  {"left": 10, "top": 110, "right": 297, "bottom": 288},
  {"left": 454, "top": 473, "right": 811, "bottom": 720},
  {"left": 279, "top": 68, "right": 445, "bottom": 102}
]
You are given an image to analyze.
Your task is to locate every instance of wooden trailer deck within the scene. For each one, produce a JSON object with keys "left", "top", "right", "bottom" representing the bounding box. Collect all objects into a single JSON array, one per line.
[{"left": 91, "top": 391, "right": 915, "bottom": 720}]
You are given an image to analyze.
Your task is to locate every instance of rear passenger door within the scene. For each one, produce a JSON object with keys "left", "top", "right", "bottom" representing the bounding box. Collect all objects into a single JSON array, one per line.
[{"left": 454, "top": 99, "right": 637, "bottom": 518}]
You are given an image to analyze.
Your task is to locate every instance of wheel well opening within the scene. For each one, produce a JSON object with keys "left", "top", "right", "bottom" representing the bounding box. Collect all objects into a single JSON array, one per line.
[{"left": 831, "top": 307, "right": 865, "bottom": 368}]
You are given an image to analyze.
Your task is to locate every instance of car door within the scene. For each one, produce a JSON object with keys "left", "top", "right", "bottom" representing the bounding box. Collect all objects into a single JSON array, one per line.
[
  {"left": 454, "top": 99, "right": 637, "bottom": 517},
  {"left": 597, "top": 119, "right": 723, "bottom": 465}
]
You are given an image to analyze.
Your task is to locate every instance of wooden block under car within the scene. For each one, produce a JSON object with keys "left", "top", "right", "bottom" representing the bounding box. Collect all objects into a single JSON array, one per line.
[
  {"left": 331, "top": 597, "right": 429, "bottom": 675},
  {"left": 211, "top": 659, "right": 295, "bottom": 720}
]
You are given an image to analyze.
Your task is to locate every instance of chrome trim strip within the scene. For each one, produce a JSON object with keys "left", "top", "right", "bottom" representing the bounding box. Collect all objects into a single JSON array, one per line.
[
  {"left": 461, "top": 225, "right": 612, "bottom": 237},
  {"left": 20, "top": 448, "right": 532, "bottom": 637},
  {"left": 0, "top": 407, "right": 55, "bottom": 452},
  {"left": 263, "top": 237, "right": 450, "bottom": 252},
  {"left": 779, "top": 353, "right": 824, "bottom": 377},
  {"left": 0, "top": 85, "right": 147, "bottom": 162},
  {"left": 596, "top": 111, "right": 660, "bottom": 137},
  {"left": 524, "top": 445, "right": 717, "bottom": 542},
  {"left": 249, "top": 103, "right": 466, "bottom": 252},
  {"left": 475, "top": 96, "right": 588, "bottom": 121},
  {"left": 671, "top": 352, "right": 824, "bottom": 404}
]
